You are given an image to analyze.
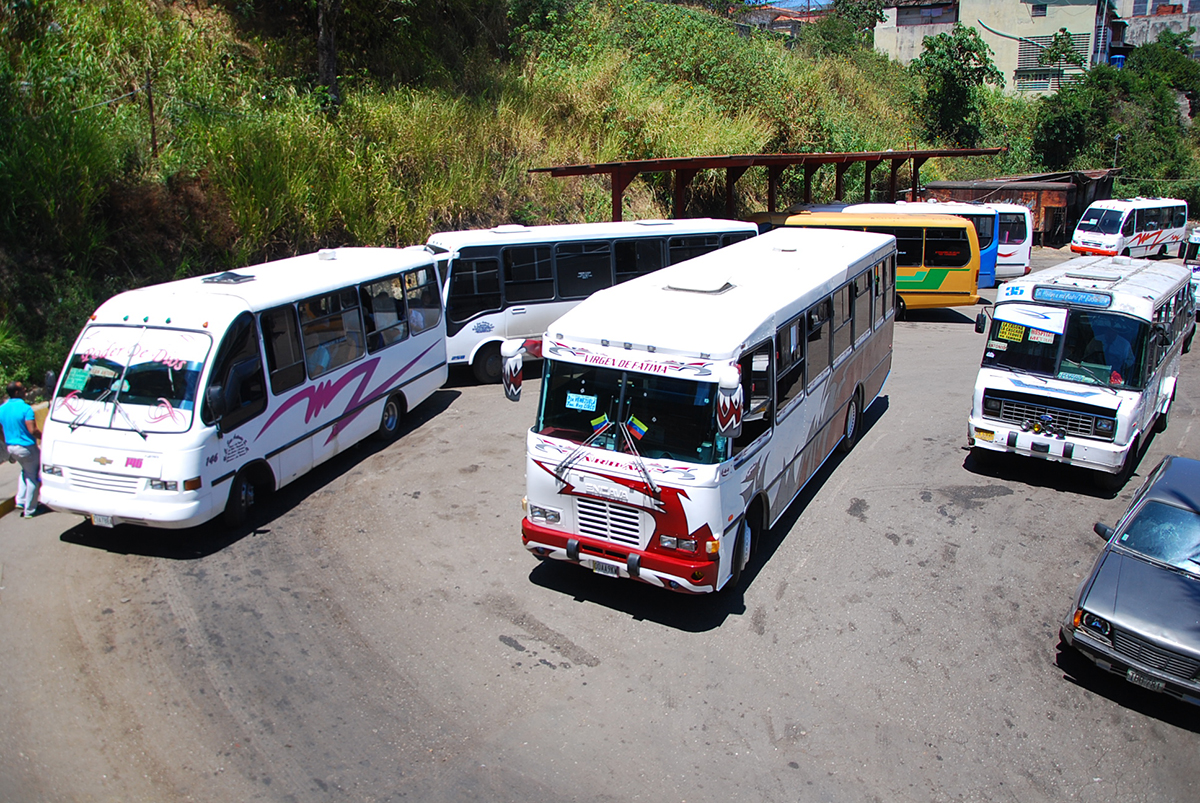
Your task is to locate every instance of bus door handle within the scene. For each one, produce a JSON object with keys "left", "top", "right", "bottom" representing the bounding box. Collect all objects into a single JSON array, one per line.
[{"left": 510, "top": 307, "right": 527, "bottom": 315}]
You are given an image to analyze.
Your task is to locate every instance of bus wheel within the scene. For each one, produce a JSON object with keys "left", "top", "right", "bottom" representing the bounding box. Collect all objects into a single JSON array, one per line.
[
  {"left": 1183, "top": 327, "right": 1194, "bottom": 354},
  {"left": 896, "top": 297, "right": 907, "bottom": 321},
  {"left": 1095, "top": 440, "right": 1137, "bottom": 493},
  {"left": 723, "top": 517, "right": 750, "bottom": 592},
  {"left": 1155, "top": 397, "right": 1172, "bottom": 434},
  {"left": 1121, "top": 248, "right": 1131, "bottom": 257},
  {"left": 836, "top": 390, "right": 862, "bottom": 454},
  {"left": 473, "top": 343, "right": 503, "bottom": 384},
  {"left": 376, "top": 395, "right": 404, "bottom": 442},
  {"left": 223, "top": 470, "right": 256, "bottom": 528}
]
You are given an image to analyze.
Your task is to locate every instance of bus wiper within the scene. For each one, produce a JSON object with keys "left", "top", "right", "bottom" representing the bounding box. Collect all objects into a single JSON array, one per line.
[
  {"left": 554, "top": 421, "right": 616, "bottom": 486},
  {"left": 616, "top": 417, "right": 660, "bottom": 500},
  {"left": 69, "top": 387, "right": 113, "bottom": 431},
  {"left": 112, "top": 398, "right": 147, "bottom": 440}
]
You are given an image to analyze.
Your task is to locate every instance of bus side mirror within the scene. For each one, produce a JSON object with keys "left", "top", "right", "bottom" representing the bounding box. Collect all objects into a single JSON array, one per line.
[
  {"left": 501, "top": 340, "right": 524, "bottom": 402},
  {"left": 716, "top": 366, "right": 743, "bottom": 439},
  {"left": 975, "top": 311, "right": 988, "bottom": 335},
  {"left": 206, "top": 385, "right": 227, "bottom": 420}
]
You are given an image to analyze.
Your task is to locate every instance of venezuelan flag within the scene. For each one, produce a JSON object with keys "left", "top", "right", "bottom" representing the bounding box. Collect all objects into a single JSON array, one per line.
[
  {"left": 591, "top": 413, "right": 609, "bottom": 432},
  {"left": 626, "top": 416, "right": 647, "bottom": 440}
]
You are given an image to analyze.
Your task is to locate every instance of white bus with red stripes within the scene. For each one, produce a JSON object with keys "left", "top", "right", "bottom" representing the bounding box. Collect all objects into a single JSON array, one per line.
[{"left": 501, "top": 227, "right": 897, "bottom": 593}]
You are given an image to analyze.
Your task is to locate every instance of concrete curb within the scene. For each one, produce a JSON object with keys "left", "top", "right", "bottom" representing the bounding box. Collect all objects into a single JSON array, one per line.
[{"left": 0, "top": 402, "right": 50, "bottom": 521}]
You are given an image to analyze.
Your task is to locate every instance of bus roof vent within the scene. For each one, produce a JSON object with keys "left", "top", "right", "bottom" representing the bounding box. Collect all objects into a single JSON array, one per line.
[
  {"left": 665, "top": 279, "right": 735, "bottom": 295},
  {"left": 492, "top": 224, "right": 529, "bottom": 234},
  {"left": 202, "top": 271, "right": 255, "bottom": 285},
  {"left": 1065, "top": 269, "right": 1122, "bottom": 283},
  {"left": 633, "top": 219, "right": 673, "bottom": 226}
]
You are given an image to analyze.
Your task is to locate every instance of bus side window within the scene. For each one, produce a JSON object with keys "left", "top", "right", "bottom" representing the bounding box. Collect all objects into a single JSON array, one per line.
[
  {"left": 403, "top": 265, "right": 442, "bottom": 334},
  {"left": 556, "top": 241, "right": 613, "bottom": 299},
  {"left": 203, "top": 311, "right": 267, "bottom": 431},
  {"left": 503, "top": 246, "right": 554, "bottom": 303},
  {"left": 806, "top": 299, "right": 832, "bottom": 389},
  {"left": 361, "top": 275, "right": 408, "bottom": 351},
  {"left": 446, "top": 257, "right": 501, "bottom": 325},
  {"left": 892, "top": 227, "right": 923, "bottom": 267},
  {"left": 722, "top": 231, "right": 755, "bottom": 247},
  {"left": 299, "top": 288, "right": 365, "bottom": 378},
  {"left": 733, "top": 341, "right": 773, "bottom": 453},
  {"left": 259, "top": 305, "right": 306, "bottom": 395},
  {"left": 882, "top": 256, "right": 896, "bottom": 317},
  {"left": 925, "top": 227, "right": 971, "bottom": 268},
  {"left": 1122, "top": 214, "right": 1134, "bottom": 237},
  {"left": 615, "top": 238, "right": 664, "bottom": 283},
  {"left": 1174, "top": 206, "right": 1187, "bottom": 228},
  {"left": 668, "top": 235, "right": 721, "bottom": 264},
  {"left": 775, "top": 316, "right": 805, "bottom": 416},
  {"left": 832, "top": 283, "right": 853, "bottom": 359},
  {"left": 853, "top": 270, "right": 872, "bottom": 341}
]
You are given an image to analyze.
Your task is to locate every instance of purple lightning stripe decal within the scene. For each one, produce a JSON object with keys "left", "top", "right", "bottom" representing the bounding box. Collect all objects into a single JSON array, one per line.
[{"left": 256, "top": 342, "right": 438, "bottom": 445}]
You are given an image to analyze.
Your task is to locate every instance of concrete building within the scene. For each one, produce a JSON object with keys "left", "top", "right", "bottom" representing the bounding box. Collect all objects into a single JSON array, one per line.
[{"left": 874, "top": 1, "right": 1120, "bottom": 94}]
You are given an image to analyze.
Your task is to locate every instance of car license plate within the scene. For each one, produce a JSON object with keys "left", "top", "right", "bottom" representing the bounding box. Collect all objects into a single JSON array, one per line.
[
  {"left": 974, "top": 428, "right": 994, "bottom": 442},
  {"left": 92, "top": 514, "right": 114, "bottom": 528},
  {"left": 1126, "top": 668, "right": 1165, "bottom": 693},
  {"left": 593, "top": 561, "right": 619, "bottom": 578}
]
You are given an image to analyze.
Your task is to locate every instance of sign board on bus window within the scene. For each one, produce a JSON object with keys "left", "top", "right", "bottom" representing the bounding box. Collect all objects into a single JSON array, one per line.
[{"left": 1032, "top": 287, "right": 1112, "bottom": 308}]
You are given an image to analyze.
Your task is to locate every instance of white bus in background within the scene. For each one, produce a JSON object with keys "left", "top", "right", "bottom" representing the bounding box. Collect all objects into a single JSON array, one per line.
[
  {"left": 426, "top": 219, "right": 757, "bottom": 383},
  {"left": 992, "top": 202, "right": 1033, "bottom": 282},
  {"left": 968, "top": 255, "right": 1194, "bottom": 491},
  {"left": 501, "top": 227, "right": 897, "bottom": 593},
  {"left": 1071, "top": 197, "right": 1188, "bottom": 258},
  {"left": 40, "top": 247, "right": 448, "bottom": 529}
]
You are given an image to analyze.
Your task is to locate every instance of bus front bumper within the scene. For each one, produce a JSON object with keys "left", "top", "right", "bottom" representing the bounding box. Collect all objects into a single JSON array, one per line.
[
  {"left": 521, "top": 519, "right": 718, "bottom": 594},
  {"left": 967, "top": 417, "right": 1127, "bottom": 473},
  {"left": 40, "top": 481, "right": 218, "bottom": 530},
  {"left": 1070, "top": 245, "right": 1119, "bottom": 257}
]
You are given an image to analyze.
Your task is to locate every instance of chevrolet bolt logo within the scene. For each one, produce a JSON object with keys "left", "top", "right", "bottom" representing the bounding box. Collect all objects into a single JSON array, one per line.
[{"left": 94, "top": 456, "right": 113, "bottom": 466}]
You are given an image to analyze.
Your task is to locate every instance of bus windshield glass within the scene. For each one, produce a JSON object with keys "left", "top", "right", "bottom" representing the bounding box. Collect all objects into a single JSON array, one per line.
[
  {"left": 52, "top": 326, "right": 212, "bottom": 433},
  {"left": 1076, "top": 207, "right": 1125, "bottom": 235},
  {"left": 536, "top": 359, "right": 725, "bottom": 464},
  {"left": 982, "top": 305, "right": 1149, "bottom": 389}
]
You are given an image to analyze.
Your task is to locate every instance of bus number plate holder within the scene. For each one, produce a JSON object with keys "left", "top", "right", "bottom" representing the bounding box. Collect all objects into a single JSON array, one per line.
[
  {"left": 593, "top": 561, "right": 619, "bottom": 578},
  {"left": 1126, "top": 669, "right": 1165, "bottom": 693},
  {"left": 92, "top": 514, "right": 114, "bottom": 528}
]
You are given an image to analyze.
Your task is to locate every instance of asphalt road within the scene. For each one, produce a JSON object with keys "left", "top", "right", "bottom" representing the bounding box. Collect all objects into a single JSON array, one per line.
[{"left": 2, "top": 248, "right": 1197, "bottom": 803}]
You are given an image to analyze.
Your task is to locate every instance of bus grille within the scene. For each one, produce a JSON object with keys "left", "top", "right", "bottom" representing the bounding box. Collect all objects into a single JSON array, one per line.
[
  {"left": 68, "top": 469, "right": 140, "bottom": 495},
  {"left": 1113, "top": 630, "right": 1200, "bottom": 681},
  {"left": 576, "top": 498, "right": 642, "bottom": 547},
  {"left": 983, "top": 391, "right": 1116, "bottom": 441}
]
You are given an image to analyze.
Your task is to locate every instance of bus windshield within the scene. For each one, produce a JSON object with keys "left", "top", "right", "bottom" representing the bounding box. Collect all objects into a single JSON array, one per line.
[
  {"left": 536, "top": 360, "right": 725, "bottom": 464},
  {"left": 982, "top": 305, "right": 1149, "bottom": 389},
  {"left": 52, "top": 325, "right": 211, "bottom": 433},
  {"left": 1076, "top": 207, "right": 1125, "bottom": 235}
]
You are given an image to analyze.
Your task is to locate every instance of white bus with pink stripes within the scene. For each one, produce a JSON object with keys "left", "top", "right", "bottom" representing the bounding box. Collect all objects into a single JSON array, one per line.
[{"left": 501, "top": 227, "right": 897, "bottom": 593}]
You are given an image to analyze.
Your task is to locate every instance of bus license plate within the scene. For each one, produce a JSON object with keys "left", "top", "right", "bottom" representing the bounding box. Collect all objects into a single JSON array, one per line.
[
  {"left": 974, "top": 428, "right": 994, "bottom": 442},
  {"left": 1126, "top": 669, "right": 1165, "bottom": 693},
  {"left": 593, "top": 561, "right": 619, "bottom": 578},
  {"left": 92, "top": 514, "right": 114, "bottom": 528}
]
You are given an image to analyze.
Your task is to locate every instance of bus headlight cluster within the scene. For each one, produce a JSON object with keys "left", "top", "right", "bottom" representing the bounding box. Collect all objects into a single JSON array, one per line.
[
  {"left": 983, "top": 396, "right": 1002, "bottom": 414},
  {"left": 1095, "top": 418, "right": 1115, "bottom": 434},
  {"left": 42, "top": 464, "right": 63, "bottom": 477},
  {"left": 660, "top": 535, "right": 698, "bottom": 552},
  {"left": 150, "top": 479, "right": 178, "bottom": 491},
  {"left": 528, "top": 504, "right": 561, "bottom": 524}
]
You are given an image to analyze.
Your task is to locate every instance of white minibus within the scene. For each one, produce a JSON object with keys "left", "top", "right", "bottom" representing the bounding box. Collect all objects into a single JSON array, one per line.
[
  {"left": 992, "top": 202, "right": 1033, "bottom": 282},
  {"left": 40, "top": 247, "right": 448, "bottom": 529},
  {"left": 968, "top": 255, "right": 1194, "bottom": 490},
  {"left": 1071, "top": 197, "right": 1187, "bottom": 258},
  {"left": 427, "top": 219, "right": 757, "bottom": 383},
  {"left": 501, "top": 227, "right": 897, "bottom": 593}
]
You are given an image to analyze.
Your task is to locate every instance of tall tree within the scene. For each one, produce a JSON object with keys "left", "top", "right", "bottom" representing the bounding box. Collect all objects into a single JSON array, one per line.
[
  {"left": 910, "top": 24, "right": 1003, "bottom": 146},
  {"left": 318, "top": 0, "right": 341, "bottom": 112}
]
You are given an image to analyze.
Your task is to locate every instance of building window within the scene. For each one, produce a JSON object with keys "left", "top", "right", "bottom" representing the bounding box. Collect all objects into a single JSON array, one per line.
[
  {"left": 896, "top": 3, "right": 958, "bottom": 26},
  {"left": 1031, "top": 4, "right": 1048, "bottom": 16}
]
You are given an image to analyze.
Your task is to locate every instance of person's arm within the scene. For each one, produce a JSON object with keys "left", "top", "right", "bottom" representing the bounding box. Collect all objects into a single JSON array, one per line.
[{"left": 24, "top": 414, "right": 40, "bottom": 441}]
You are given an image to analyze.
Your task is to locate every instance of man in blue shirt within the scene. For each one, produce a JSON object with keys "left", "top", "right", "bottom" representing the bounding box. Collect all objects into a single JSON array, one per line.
[{"left": 1, "top": 381, "right": 42, "bottom": 518}]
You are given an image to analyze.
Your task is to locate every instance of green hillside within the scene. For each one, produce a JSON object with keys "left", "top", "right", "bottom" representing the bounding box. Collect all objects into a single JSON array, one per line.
[{"left": 0, "top": 0, "right": 1196, "bottom": 385}]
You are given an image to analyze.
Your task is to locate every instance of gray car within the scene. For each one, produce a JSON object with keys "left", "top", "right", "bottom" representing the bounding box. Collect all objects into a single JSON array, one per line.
[{"left": 1060, "top": 454, "right": 1200, "bottom": 705}]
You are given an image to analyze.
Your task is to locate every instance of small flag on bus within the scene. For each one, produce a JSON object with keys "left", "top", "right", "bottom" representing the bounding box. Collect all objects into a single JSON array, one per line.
[
  {"left": 626, "top": 416, "right": 647, "bottom": 440},
  {"left": 591, "top": 414, "right": 609, "bottom": 432}
]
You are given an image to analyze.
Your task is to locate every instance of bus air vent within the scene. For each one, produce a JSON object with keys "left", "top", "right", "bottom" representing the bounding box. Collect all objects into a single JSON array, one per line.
[
  {"left": 665, "top": 280, "right": 735, "bottom": 295},
  {"left": 202, "top": 271, "right": 255, "bottom": 284}
]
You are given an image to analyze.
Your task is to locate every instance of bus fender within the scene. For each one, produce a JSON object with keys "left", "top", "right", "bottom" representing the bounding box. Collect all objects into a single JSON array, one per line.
[{"left": 1159, "top": 376, "right": 1177, "bottom": 415}]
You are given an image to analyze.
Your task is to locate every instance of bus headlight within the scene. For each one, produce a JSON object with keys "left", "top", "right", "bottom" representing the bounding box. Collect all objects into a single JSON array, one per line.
[
  {"left": 983, "top": 396, "right": 1002, "bottom": 413},
  {"left": 660, "top": 535, "right": 698, "bottom": 552},
  {"left": 150, "top": 479, "right": 178, "bottom": 491},
  {"left": 528, "top": 504, "right": 561, "bottom": 524},
  {"left": 42, "top": 464, "right": 63, "bottom": 476},
  {"left": 1095, "top": 418, "right": 1115, "bottom": 434}
]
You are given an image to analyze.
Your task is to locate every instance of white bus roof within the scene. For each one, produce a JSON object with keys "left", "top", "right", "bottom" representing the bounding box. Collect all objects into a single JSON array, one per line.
[
  {"left": 843, "top": 200, "right": 997, "bottom": 216},
  {"left": 545, "top": 227, "right": 895, "bottom": 365},
  {"left": 997, "top": 255, "right": 1190, "bottom": 320},
  {"left": 1083, "top": 197, "right": 1186, "bottom": 211},
  {"left": 425, "top": 218, "right": 757, "bottom": 253},
  {"left": 90, "top": 246, "right": 438, "bottom": 333}
]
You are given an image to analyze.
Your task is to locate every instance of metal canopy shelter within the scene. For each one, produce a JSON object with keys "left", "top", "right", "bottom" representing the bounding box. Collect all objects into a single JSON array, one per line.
[{"left": 530, "top": 148, "right": 1004, "bottom": 222}]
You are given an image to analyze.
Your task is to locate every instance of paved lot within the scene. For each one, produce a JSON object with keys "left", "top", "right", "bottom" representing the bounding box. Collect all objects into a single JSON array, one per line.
[{"left": 1, "top": 247, "right": 1197, "bottom": 803}]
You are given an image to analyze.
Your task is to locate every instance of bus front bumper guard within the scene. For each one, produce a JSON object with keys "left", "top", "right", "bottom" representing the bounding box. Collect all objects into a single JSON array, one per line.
[
  {"left": 40, "top": 482, "right": 217, "bottom": 530},
  {"left": 967, "top": 417, "right": 1127, "bottom": 472},
  {"left": 521, "top": 519, "right": 717, "bottom": 594}
]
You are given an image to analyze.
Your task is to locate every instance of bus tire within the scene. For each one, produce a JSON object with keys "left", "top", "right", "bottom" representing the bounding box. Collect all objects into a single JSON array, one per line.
[
  {"left": 376, "top": 394, "right": 404, "bottom": 442},
  {"left": 1154, "top": 397, "right": 1172, "bottom": 434},
  {"left": 223, "top": 470, "right": 256, "bottom": 528},
  {"left": 1094, "top": 439, "right": 1137, "bottom": 493},
  {"left": 1183, "top": 327, "right": 1194, "bottom": 354},
  {"left": 1121, "top": 248, "right": 1131, "bottom": 257},
  {"left": 472, "top": 343, "right": 503, "bottom": 384},
  {"left": 896, "top": 296, "right": 907, "bottom": 321},
  {"left": 836, "top": 390, "right": 862, "bottom": 454},
  {"left": 723, "top": 517, "right": 750, "bottom": 592}
]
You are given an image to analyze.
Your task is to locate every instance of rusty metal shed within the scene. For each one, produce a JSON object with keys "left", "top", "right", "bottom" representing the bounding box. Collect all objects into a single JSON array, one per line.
[{"left": 530, "top": 148, "right": 1005, "bottom": 222}]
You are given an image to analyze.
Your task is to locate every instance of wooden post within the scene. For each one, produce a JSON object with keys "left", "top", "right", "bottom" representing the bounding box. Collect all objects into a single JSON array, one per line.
[{"left": 146, "top": 70, "right": 158, "bottom": 158}]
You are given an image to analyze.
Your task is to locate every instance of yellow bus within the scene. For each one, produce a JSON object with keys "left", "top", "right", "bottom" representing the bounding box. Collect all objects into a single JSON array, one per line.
[{"left": 751, "top": 211, "right": 980, "bottom": 318}]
